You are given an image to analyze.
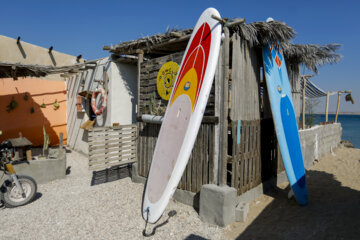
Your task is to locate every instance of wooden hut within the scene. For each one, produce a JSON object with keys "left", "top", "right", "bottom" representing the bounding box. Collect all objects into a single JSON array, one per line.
[{"left": 103, "top": 19, "right": 340, "bottom": 197}]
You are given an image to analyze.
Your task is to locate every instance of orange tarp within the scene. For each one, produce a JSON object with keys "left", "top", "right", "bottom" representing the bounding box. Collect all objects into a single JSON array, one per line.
[{"left": 0, "top": 78, "right": 67, "bottom": 146}]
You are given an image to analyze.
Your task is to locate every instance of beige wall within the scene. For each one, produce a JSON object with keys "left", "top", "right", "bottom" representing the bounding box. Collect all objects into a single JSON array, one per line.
[
  {"left": 66, "top": 58, "right": 137, "bottom": 155},
  {"left": 0, "top": 35, "right": 83, "bottom": 80}
]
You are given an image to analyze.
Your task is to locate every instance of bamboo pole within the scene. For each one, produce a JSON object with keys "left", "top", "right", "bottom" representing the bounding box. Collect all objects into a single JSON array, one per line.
[
  {"left": 302, "top": 78, "right": 306, "bottom": 129},
  {"left": 335, "top": 91, "right": 341, "bottom": 123},
  {"left": 325, "top": 91, "right": 330, "bottom": 122}
]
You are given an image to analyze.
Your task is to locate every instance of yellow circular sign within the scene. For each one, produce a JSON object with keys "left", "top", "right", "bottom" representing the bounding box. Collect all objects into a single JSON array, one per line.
[{"left": 156, "top": 61, "right": 179, "bottom": 100}]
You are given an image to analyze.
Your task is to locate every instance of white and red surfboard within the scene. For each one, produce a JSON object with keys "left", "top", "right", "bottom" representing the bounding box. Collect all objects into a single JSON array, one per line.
[{"left": 142, "top": 8, "right": 222, "bottom": 223}]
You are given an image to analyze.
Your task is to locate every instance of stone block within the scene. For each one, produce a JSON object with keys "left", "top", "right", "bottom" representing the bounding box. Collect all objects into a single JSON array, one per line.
[
  {"left": 235, "top": 202, "right": 249, "bottom": 222},
  {"left": 199, "top": 184, "right": 237, "bottom": 227},
  {"left": 130, "top": 163, "right": 146, "bottom": 184}
]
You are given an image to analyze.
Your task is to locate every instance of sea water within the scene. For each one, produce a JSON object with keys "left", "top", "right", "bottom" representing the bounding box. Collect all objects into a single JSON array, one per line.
[{"left": 310, "top": 114, "right": 360, "bottom": 149}]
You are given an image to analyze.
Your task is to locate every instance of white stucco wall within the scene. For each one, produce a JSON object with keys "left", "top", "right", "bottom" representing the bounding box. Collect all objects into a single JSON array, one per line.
[
  {"left": 109, "top": 62, "right": 137, "bottom": 125},
  {"left": 66, "top": 57, "right": 137, "bottom": 155}
]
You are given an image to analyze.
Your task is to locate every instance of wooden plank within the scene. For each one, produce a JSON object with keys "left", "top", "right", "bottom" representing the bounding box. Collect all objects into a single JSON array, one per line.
[
  {"left": 89, "top": 149, "right": 136, "bottom": 161},
  {"left": 137, "top": 123, "right": 142, "bottom": 177},
  {"left": 191, "top": 133, "right": 198, "bottom": 193},
  {"left": 89, "top": 127, "right": 136, "bottom": 135},
  {"left": 186, "top": 146, "right": 192, "bottom": 191},
  {"left": 89, "top": 136, "right": 136, "bottom": 146},
  {"left": 89, "top": 133, "right": 136, "bottom": 142},
  {"left": 89, "top": 130, "right": 136, "bottom": 139},
  {"left": 89, "top": 154, "right": 136, "bottom": 166},
  {"left": 231, "top": 33, "right": 260, "bottom": 121},
  {"left": 90, "top": 124, "right": 136, "bottom": 131},
  {"left": 231, "top": 122, "right": 236, "bottom": 188},
  {"left": 203, "top": 124, "right": 208, "bottom": 186},
  {"left": 90, "top": 142, "right": 135, "bottom": 151},
  {"left": 196, "top": 126, "right": 202, "bottom": 192},
  {"left": 89, "top": 145, "right": 136, "bottom": 156},
  {"left": 209, "top": 124, "right": 215, "bottom": 184}
]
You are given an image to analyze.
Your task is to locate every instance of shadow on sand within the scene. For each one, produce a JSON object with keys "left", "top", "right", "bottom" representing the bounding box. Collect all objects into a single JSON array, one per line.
[
  {"left": 235, "top": 169, "right": 360, "bottom": 239},
  {"left": 90, "top": 165, "right": 131, "bottom": 186}
]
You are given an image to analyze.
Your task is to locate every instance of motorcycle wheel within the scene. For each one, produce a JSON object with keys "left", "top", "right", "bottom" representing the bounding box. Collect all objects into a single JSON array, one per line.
[{"left": 0, "top": 175, "right": 37, "bottom": 208}]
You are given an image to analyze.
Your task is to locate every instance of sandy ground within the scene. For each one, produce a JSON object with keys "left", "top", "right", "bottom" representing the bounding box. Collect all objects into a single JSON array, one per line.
[
  {"left": 1, "top": 145, "right": 359, "bottom": 239},
  {"left": 0, "top": 150, "right": 222, "bottom": 240},
  {"left": 224, "top": 145, "right": 360, "bottom": 240}
]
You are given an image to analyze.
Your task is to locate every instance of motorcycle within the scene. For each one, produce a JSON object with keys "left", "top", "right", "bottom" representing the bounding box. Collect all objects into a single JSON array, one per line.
[{"left": 0, "top": 139, "right": 37, "bottom": 208}]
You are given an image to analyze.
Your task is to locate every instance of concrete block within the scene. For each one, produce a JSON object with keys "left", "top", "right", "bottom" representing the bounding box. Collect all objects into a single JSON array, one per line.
[
  {"left": 0, "top": 152, "right": 66, "bottom": 185},
  {"left": 130, "top": 163, "right": 146, "bottom": 184},
  {"left": 199, "top": 184, "right": 237, "bottom": 227},
  {"left": 235, "top": 202, "right": 249, "bottom": 222},
  {"left": 173, "top": 189, "right": 199, "bottom": 210}
]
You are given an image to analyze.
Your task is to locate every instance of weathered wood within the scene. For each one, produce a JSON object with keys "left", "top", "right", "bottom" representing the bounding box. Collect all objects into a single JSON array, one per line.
[
  {"left": 325, "top": 91, "right": 330, "bottom": 122},
  {"left": 137, "top": 122, "right": 215, "bottom": 193},
  {"left": 215, "top": 27, "right": 230, "bottom": 186},
  {"left": 89, "top": 148, "right": 136, "bottom": 161},
  {"left": 89, "top": 145, "right": 136, "bottom": 156},
  {"left": 335, "top": 91, "right": 341, "bottom": 123},
  {"left": 231, "top": 33, "right": 260, "bottom": 121},
  {"left": 88, "top": 125, "right": 137, "bottom": 170},
  {"left": 302, "top": 78, "right": 306, "bottom": 129}
]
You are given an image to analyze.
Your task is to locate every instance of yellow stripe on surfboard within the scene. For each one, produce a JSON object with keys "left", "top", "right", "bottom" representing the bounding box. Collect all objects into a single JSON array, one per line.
[{"left": 170, "top": 67, "right": 198, "bottom": 111}]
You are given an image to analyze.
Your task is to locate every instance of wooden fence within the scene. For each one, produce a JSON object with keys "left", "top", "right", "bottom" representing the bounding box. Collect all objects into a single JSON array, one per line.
[
  {"left": 137, "top": 122, "right": 216, "bottom": 192},
  {"left": 230, "top": 120, "right": 261, "bottom": 194},
  {"left": 88, "top": 124, "right": 137, "bottom": 170}
]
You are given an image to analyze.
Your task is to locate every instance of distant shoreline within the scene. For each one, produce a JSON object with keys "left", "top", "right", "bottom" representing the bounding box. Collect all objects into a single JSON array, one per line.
[{"left": 313, "top": 112, "right": 360, "bottom": 116}]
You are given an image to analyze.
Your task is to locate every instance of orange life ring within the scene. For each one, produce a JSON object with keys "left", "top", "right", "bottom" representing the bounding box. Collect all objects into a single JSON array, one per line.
[{"left": 91, "top": 88, "right": 107, "bottom": 115}]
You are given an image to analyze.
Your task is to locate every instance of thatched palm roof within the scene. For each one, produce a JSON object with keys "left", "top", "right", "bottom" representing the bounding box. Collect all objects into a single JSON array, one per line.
[
  {"left": 282, "top": 43, "right": 342, "bottom": 73},
  {"left": 103, "top": 29, "right": 193, "bottom": 57},
  {"left": 234, "top": 20, "right": 296, "bottom": 46},
  {"left": 0, "top": 60, "right": 98, "bottom": 79},
  {"left": 104, "top": 20, "right": 341, "bottom": 73}
]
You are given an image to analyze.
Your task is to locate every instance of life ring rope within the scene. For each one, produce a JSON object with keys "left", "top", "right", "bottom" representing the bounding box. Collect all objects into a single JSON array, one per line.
[{"left": 91, "top": 88, "right": 107, "bottom": 115}]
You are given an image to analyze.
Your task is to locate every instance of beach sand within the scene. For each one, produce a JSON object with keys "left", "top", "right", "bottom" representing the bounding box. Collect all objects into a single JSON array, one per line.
[
  {"left": 223, "top": 145, "right": 360, "bottom": 239},
  {"left": 1, "top": 145, "right": 358, "bottom": 239}
]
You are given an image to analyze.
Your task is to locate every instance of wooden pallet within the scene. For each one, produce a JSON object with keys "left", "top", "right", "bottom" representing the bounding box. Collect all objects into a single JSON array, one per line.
[{"left": 88, "top": 124, "right": 137, "bottom": 170}]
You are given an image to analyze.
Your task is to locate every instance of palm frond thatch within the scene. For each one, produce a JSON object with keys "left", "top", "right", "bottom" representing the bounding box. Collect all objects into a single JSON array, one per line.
[
  {"left": 103, "top": 28, "right": 193, "bottom": 54},
  {"left": 0, "top": 60, "right": 98, "bottom": 79},
  {"left": 234, "top": 21, "right": 296, "bottom": 46},
  {"left": 282, "top": 43, "right": 342, "bottom": 73}
]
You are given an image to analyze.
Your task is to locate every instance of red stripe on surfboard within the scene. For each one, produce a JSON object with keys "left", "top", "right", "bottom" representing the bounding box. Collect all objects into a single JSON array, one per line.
[{"left": 171, "top": 23, "right": 211, "bottom": 107}]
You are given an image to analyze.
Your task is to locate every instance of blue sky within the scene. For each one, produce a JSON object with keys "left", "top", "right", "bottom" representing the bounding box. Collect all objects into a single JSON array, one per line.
[{"left": 1, "top": 0, "right": 359, "bottom": 113}]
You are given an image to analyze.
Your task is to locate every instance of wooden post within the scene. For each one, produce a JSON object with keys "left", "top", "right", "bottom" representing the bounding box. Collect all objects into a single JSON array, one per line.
[
  {"left": 137, "top": 50, "right": 144, "bottom": 117},
  {"left": 218, "top": 27, "right": 230, "bottom": 186},
  {"left": 302, "top": 77, "right": 306, "bottom": 129},
  {"left": 335, "top": 91, "right": 341, "bottom": 123},
  {"left": 325, "top": 91, "right": 330, "bottom": 122},
  {"left": 58, "top": 132, "right": 64, "bottom": 158},
  {"left": 136, "top": 50, "right": 144, "bottom": 168}
]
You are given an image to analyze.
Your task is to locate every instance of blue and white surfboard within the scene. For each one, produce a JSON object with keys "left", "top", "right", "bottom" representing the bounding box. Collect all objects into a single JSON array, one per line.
[{"left": 263, "top": 42, "right": 308, "bottom": 205}]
